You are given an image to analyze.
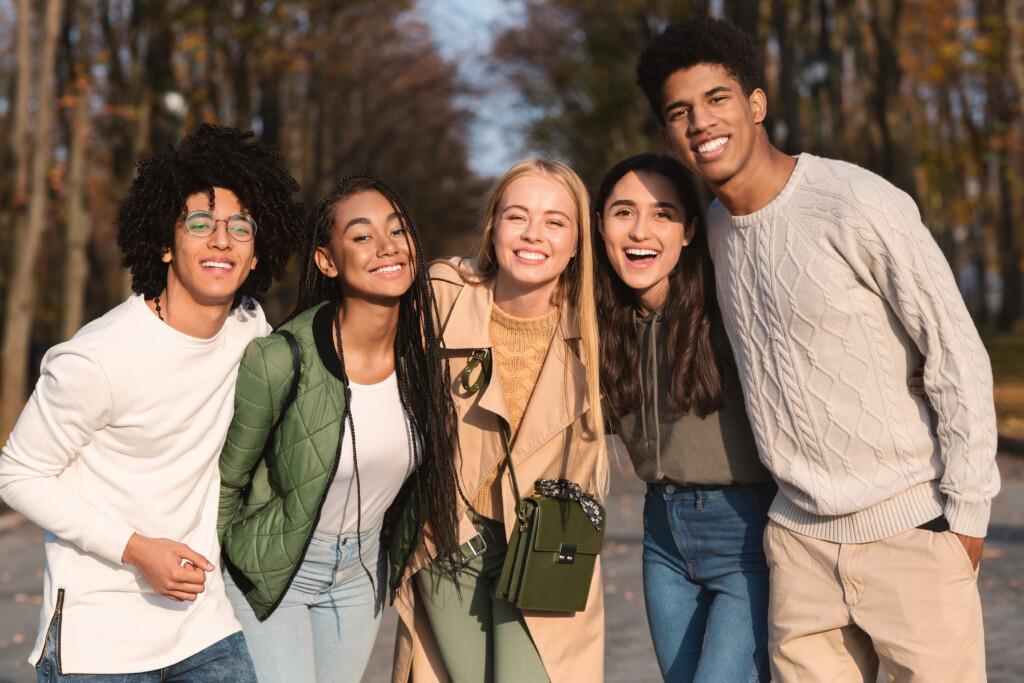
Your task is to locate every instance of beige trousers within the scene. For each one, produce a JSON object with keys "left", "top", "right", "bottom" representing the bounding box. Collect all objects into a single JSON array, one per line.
[{"left": 764, "top": 521, "right": 985, "bottom": 683}]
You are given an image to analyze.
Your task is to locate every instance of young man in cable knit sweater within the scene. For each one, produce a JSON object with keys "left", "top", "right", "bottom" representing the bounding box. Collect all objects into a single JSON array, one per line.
[
  {"left": 637, "top": 17, "right": 998, "bottom": 682},
  {"left": 0, "top": 125, "right": 299, "bottom": 680}
]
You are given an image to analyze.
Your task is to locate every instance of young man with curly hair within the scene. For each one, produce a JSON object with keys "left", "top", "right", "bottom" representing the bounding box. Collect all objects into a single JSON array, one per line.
[
  {"left": 0, "top": 124, "right": 301, "bottom": 681},
  {"left": 636, "top": 17, "right": 998, "bottom": 683}
]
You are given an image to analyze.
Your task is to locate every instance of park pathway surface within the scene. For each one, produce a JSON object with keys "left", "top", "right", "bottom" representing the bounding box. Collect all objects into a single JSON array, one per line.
[{"left": 1, "top": 456, "right": 1022, "bottom": 682}]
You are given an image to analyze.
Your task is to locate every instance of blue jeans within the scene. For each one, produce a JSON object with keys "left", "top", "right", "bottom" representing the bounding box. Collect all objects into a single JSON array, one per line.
[
  {"left": 35, "top": 625, "right": 255, "bottom": 682},
  {"left": 224, "top": 526, "right": 385, "bottom": 683},
  {"left": 642, "top": 482, "right": 774, "bottom": 683}
]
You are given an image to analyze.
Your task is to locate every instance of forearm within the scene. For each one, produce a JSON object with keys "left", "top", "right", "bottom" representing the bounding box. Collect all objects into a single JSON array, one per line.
[
  {"left": 858, "top": 185, "right": 999, "bottom": 535},
  {"left": 0, "top": 463, "right": 135, "bottom": 563}
]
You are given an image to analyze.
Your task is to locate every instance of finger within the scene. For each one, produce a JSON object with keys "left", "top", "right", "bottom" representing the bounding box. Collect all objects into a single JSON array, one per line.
[
  {"left": 166, "top": 590, "right": 198, "bottom": 602},
  {"left": 170, "top": 566, "right": 208, "bottom": 585},
  {"left": 177, "top": 545, "right": 214, "bottom": 572},
  {"left": 180, "top": 562, "right": 208, "bottom": 581},
  {"left": 171, "top": 578, "right": 207, "bottom": 594}
]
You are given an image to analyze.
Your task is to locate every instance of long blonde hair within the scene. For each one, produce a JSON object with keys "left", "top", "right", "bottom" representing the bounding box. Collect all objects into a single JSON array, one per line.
[{"left": 469, "top": 158, "right": 608, "bottom": 496}]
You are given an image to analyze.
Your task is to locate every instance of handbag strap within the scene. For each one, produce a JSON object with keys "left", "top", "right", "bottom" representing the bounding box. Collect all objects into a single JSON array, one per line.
[
  {"left": 498, "top": 420, "right": 524, "bottom": 515},
  {"left": 459, "top": 347, "right": 525, "bottom": 515}
]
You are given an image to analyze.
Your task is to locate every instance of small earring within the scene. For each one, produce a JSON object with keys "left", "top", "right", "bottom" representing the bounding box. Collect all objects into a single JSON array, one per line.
[{"left": 161, "top": 251, "right": 172, "bottom": 263}]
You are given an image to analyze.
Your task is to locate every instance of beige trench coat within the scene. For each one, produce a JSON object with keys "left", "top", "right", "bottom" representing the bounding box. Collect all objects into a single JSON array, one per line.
[{"left": 391, "top": 258, "right": 605, "bottom": 683}]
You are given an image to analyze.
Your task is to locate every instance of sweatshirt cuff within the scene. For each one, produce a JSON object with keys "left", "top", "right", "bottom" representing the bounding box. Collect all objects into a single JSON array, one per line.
[
  {"left": 944, "top": 497, "right": 991, "bottom": 538},
  {"left": 82, "top": 517, "right": 137, "bottom": 565}
]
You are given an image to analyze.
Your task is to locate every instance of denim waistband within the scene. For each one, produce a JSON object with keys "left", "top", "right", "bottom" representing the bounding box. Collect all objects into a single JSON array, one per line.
[
  {"left": 311, "top": 524, "right": 382, "bottom": 547},
  {"left": 647, "top": 481, "right": 776, "bottom": 500}
]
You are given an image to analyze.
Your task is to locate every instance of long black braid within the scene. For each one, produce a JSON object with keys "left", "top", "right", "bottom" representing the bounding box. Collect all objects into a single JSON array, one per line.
[
  {"left": 295, "top": 175, "right": 461, "bottom": 579},
  {"left": 331, "top": 306, "right": 376, "bottom": 590}
]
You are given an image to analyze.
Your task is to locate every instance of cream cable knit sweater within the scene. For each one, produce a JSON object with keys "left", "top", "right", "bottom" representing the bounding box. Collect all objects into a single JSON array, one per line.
[{"left": 707, "top": 154, "right": 999, "bottom": 542}]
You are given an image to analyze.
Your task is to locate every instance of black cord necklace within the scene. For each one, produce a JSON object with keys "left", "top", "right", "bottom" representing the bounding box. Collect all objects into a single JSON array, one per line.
[
  {"left": 333, "top": 303, "right": 376, "bottom": 593},
  {"left": 154, "top": 295, "right": 164, "bottom": 321}
]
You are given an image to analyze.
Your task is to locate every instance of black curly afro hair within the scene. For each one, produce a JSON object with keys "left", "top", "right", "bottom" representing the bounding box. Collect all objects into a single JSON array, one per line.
[
  {"left": 636, "top": 16, "right": 762, "bottom": 126},
  {"left": 116, "top": 124, "right": 302, "bottom": 309}
]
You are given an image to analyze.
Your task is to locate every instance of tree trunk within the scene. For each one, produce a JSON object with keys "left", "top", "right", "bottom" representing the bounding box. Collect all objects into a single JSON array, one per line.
[
  {"left": 62, "top": 0, "right": 94, "bottom": 340},
  {"left": 868, "top": 0, "right": 917, "bottom": 197},
  {"left": 1, "top": 0, "right": 64, "bottom": 437},
  {"left": 1000, "top": 0, "right": 1024, "bottom": 329},
  {"left": 772, "top": 0, "right": 802, "bottom": 152},
  {"left": 11, "top": 0, "right": 32, "bottom": 208}
]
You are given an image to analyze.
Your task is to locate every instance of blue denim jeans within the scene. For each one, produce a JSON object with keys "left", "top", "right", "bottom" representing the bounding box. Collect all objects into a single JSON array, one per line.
[
  {"left": 224, "top": 526, "right": 385, "bottom": 683},
  {"left": 35, "top": 625, "right": 255, "bottom": 683},
  {"left": 642, "top": 482, "right": 774, "bottom": 683}
]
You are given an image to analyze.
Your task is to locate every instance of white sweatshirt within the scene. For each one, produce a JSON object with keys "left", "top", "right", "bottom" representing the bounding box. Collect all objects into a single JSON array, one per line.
[{"left": 0, "top": 294, "right": 270, "bottom": 673}]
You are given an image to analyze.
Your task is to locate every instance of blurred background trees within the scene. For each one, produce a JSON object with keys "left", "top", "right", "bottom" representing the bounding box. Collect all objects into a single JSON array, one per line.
[{"left": 0, "top": 0, "right": 1021, "bottom": 438}]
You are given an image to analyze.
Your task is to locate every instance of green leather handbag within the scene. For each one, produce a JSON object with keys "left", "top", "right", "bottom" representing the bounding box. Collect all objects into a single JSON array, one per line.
[
  {"left": 494, "top": 467, "right": 606, "bottom": 612},
  {"left": 459, "top": 347, "right": 606, "bottom": 613}
]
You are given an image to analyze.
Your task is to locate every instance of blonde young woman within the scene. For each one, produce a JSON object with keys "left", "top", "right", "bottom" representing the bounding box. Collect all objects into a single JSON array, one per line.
[{"left": 391, "top": 159, "right": 607, "bottom": 683}]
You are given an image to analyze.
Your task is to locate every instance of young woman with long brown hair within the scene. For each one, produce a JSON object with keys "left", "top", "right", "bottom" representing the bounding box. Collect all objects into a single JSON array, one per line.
[
  {"left": 391, "top": 159, "right": 607, "bottom": 683},
  {"left": 594, "top": 153, "right": 775, "bottom": 683}
]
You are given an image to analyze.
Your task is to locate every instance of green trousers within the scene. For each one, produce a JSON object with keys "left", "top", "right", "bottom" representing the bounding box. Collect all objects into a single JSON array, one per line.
[{"left": 416, "top": 516, "right": 551, "bottom": 683}]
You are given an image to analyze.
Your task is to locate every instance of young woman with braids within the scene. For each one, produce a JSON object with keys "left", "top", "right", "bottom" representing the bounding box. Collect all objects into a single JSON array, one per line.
[
  {"left": 217, "top": 176, "right": 460, "bottom": 683},
  {"left": 593, "top": 153, "right": 776, "bottom": 683},
  {"left": 391, "top": 159, "right": 607, "bottom": 683}
]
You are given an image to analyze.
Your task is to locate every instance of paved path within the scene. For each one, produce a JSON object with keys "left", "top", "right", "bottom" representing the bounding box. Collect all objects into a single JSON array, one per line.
[{"left": 2, "top": 457, "right": 1022, "bottom": 682}]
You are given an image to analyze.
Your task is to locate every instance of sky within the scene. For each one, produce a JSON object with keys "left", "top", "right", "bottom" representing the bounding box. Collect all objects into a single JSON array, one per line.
[{"left": 416, "top": 0, "right": 526, "bottom": 177}]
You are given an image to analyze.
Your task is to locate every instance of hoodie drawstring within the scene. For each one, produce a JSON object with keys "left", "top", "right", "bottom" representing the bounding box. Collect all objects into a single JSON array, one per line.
[{"left": 636, "top": 310, "right": 664, "bottom": 479}]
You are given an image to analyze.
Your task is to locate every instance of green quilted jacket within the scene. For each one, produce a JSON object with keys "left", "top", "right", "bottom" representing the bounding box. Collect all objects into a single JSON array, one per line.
[{"left": 218, "top": 302, "right": 420, "bottom": 620}]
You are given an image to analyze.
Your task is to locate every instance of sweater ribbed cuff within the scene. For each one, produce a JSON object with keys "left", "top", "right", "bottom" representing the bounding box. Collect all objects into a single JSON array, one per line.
[
  {"left": 944, "top": 496, "right": 991, "bottom": 538},
  {"left": 82, "top": 516, "right": 137, "bottom": 565},
  {"left": 768, "top": 480, "right": 945, "bottom": 543}
]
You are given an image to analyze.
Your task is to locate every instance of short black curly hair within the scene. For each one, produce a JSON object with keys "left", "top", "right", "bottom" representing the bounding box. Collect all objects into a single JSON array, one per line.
[
  {"left": 636, "top": 16, "right": 762, "bottom": 125},
  {"left": 116, "top": 124, "right": 302, "bottom": 309}
]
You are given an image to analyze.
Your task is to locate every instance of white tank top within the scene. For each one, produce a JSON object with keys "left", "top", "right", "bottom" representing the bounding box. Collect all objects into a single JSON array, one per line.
[{"left": 316, "top": 371, "right": 416, "bottom": 535}]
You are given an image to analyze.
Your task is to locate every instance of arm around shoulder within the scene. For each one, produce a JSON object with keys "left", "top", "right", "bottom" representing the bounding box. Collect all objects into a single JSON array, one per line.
[{"left": 218, "top": 333, "right": 298, "bottom": 538}]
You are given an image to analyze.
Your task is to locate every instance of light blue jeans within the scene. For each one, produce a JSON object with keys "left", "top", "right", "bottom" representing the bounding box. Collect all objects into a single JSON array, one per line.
[
  {"left": 224, "top": 526, "right": 386, "bottom": 683},
  {"left": 643, "top": 482, "right": 774, "bottom": 683}
]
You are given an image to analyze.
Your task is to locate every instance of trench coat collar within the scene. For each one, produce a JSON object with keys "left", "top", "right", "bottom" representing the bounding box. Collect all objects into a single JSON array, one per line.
[
  {"left": 439, "top": 274, "right": 581, "bottom": 350},
  {"left": 439, "top": 274, "right": 589, "bottom": 461}
]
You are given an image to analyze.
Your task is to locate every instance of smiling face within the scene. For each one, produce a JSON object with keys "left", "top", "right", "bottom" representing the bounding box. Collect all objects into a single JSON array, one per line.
[
  {"left": 601, "top": 170, "right": 692, "bottom": 312},
  {"left": 660, "top": 63, "right": 767, "bottom": 189},
  {"left": 314, "top": 189, "right": 414, "bottom": 303},
  {"left": 491, "top": 173, "right": 579, "bottom": 303},
  {"left": 163, "top": 187, "right": 258, "bottom": 307}
]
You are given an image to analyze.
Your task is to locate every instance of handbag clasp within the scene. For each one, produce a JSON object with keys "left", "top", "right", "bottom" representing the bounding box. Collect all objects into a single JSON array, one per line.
[{"left": 556, "top": 543, "right": 577, "bottom": 564}]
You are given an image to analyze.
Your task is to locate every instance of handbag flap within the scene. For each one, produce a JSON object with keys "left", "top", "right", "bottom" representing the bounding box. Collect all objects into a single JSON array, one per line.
[{"left": 524, "top": 497, "right": 605, "bottom": 555}]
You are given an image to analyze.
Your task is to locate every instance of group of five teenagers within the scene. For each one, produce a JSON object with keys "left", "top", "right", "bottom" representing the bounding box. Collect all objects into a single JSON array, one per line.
[
  {"left": 218, "top": 176, "right": 461, "bottom": 683},
  {"left": 0, "top": 125, "right": 302, "bottom": 681},
  {"left": 392, "top": 159, "right": 607, "bottom": 683},
  {"left": 593, "top": 153, "right": 775, "bottom": 682}
]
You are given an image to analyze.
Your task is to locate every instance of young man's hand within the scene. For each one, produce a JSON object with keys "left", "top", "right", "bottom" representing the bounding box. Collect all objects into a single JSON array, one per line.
[
  {"left": 954, "top": 533, "right": 984, "bottom": 570},
  {"left": 121, "top": 533, "right": 214, "bottom": 601},
  {"left": 909, "top": 368, "right": 933, "bottom": 405}
]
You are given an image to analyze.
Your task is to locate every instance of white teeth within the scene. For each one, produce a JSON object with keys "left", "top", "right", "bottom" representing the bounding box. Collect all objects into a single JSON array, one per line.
[
  {"left": 515, "top": 251, "right": 547, "bottom": 261},
  {"left": 371, "top": 264, "right": 404, "bottom": 274},
  {"left": 202, "top": 261, "right": 233, "bottom": 270},
  {"left": 625, "top": 249, "right": 658, "bottom": 257},
  {"left": 698, "top": 137, "right": 728, "bottom": 154}
]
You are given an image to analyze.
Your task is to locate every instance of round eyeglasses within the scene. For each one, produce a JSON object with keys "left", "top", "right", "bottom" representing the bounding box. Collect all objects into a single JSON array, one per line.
[{"left": 183, "top": 210, "right": 258, "bottom": 242}]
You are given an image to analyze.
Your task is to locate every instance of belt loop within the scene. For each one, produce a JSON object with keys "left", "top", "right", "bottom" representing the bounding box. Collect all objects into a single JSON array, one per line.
[{"left": 695, "top": 489, "right": 703, "bottom": 511}]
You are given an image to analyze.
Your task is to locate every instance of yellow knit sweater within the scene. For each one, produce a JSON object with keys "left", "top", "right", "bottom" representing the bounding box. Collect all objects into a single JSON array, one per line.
[{"left": 472, "top": 304, "right": 559, "bottom": 520}]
